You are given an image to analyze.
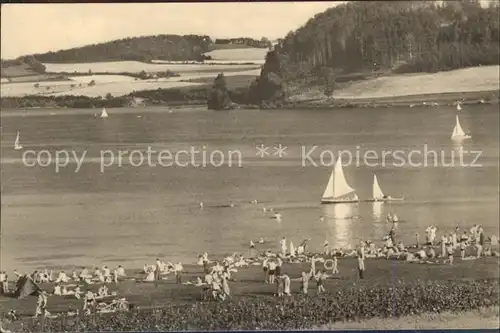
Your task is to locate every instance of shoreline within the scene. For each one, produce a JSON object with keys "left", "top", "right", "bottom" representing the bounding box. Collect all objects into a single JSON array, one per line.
[{"left": 1, "top": 89, "right": 498, "bottom": 112}]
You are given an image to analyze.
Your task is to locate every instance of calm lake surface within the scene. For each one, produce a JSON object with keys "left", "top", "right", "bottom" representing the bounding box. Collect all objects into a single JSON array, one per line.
[{"left": 1, "top": 105, "right": 499, "bottom": 272}]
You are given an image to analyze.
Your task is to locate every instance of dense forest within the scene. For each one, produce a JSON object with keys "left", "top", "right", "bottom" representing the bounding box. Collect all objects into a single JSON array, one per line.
[
  {"left": 276, "top": 0, "right": 500, "bottom": 77},
  {"left": 30, "top": 35, "right": 214, "bottom": 63}
]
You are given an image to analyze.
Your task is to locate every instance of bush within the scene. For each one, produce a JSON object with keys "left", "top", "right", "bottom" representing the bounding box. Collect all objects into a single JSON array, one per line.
[{"left": 17, "top": 280, "right": 499, "bottom": 332}]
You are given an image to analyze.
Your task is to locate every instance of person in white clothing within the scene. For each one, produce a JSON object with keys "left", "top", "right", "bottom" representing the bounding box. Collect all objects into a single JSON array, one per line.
[
  {"left": 116, "top": 265, "right": 126, "bottom": 277},
  {"left": 280, "top": 237, "right": 287, "bottom": 256},
  {"left": 174, "top": 262, "right": 183, "bottom": 284},
  {"left": 268, "top": 260, "right": 277, "bottom": 284},
  {"left": 55, "top": 271, "right": 69, "bottom": 283}
]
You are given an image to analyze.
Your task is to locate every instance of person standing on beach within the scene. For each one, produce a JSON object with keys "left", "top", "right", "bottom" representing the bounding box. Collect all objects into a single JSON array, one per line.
[
  {"left": 34, "top": 291, "right": 48, "bottom": 317},
  {"left": 275, "top": 257, "right": 282, "bottom": 277},
  {"left": 460, "top": 240, "right": 467, "bottom": 260},
  {"left": 440, "top": 234, "right": 447, "bottom": 258},
  {"left": 415, "top": 233, "right": 420, "bottom": 248},
  {"left": 276, "top": 275, "right": 284, "bottom": 297},
  {"left": 222, "top": 276, "right": 231, "bottom": 298},
  {"left": 332, "top": 255, "right": 339, "bottom": 274},
  {"left": 174, "top": 262, "right": 183, "bottom": 284},
  {"left": 300, "top": 271, "right": 310, "bottom": 294},
  {"left": 452, "top": 227, "right": 459, "bottom": 249},
  {"left": 445, "top": 242, "right": 454, "bottom": 265},
  {"left": 357, "top": 242, "right": 366, "bottom": 279},
  {"left": 315, "top": 270, "right": 326, "bottom": 295},
  {"left": 154, "top": 259, "right": 162, "bottom": 287},
  {"left": 280, "top": 237, "right": 287, "bottom": 256},
  {"left": 283, "top": 273, "right": 291, "bottom": 296},
  {"left": 389, "top": 226, "right": 396, "bottom": 245},
  {"left": 262, "top": 258, "right": 269, "bottom": 283},
  {"left": 268, "top": 260, "right": 277, "bottom": 284},
  {"left": 0, "top": 272, "right": 8, "bottom": 294}
]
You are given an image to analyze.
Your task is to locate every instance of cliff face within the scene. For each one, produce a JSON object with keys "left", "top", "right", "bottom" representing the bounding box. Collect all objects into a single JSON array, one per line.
[{"left": 247, "top": 50, "right": 287, "bottom": 108}]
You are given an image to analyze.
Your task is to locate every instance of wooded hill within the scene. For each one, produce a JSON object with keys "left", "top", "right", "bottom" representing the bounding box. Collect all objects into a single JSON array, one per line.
[
  {"left": 275, "top": 0, "right": 500, "bottom": 76},
  {"left": 30, "top": 35, "right": 213, "bottom": 63},
  {"left": 16, "top": 35, "right": 271, "bottom": 64}
]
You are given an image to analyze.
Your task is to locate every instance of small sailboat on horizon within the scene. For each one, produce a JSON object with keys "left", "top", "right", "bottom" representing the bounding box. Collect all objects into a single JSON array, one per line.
[
  {"left": 321, "top": 156, "right": 359, "bottom": 204},
  {"left": 14, "top": 131, "right": 23, "bottom": 150},
  {"left": 100, "top": 108, "right": 109, "bottom": 119},
  {"left": 366, "top": 174, "right": 404, "bottom": 202},
  {"left": 451, "top": 115, "right": 471, "bottom": 141},
  {"left": 456, "top": 102, "right": 462, "bottom": 112}
]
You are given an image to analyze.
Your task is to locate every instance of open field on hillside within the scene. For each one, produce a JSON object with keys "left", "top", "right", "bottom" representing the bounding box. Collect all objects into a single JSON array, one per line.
[
  {"left": 42, "top": 61, "right": 260, "bottom": 74},
  {"left": 207, "top": 44, "right": 265, "bottom": 51},
  {"left": 203, "top": 48, "right": 269, "bottom": 62},
  {"left": 0, "top": 67, "right": 261, "bottom": 98},
  {"left": 287, "top": 66, "right": 500, "bottom": 102},
  {"left": 1, "top": 63, "right": 38, "bottom": 77}
]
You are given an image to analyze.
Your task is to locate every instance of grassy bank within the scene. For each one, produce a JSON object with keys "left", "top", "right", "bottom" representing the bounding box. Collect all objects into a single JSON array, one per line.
[
  {"left": 315, "top": 306, "right": 500, "bottom": 330},
  {"left": 0, "top": 254, "right": 498, "bottom": 331},
  {"left": 1, "top": 86, "right": 498, "bottom": 111}
]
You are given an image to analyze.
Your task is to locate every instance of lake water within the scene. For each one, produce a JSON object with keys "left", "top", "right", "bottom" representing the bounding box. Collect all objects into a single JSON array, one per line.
[{"left": 1, "top": 105, "right": 499, "bottom": 272}]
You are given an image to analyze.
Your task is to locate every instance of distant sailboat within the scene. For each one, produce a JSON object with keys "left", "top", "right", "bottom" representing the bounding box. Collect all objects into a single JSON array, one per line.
[
  {"left": 100, "top": 108, "right": 109, "bottom": 119},
  {"left": 14, "top": 131, "right": 23, "bottom": 150},
  {"left": 456, "top": 103, "right": 462, "bottom": 112},
  {"left": 367, "top": 174, "right": 404, "bottom": 202},
  {"left": 451, "top": 115, "right": 471, "bottom": 141},
  {"left": 321, "top": 156, "right": 359, "bottom": 204}
]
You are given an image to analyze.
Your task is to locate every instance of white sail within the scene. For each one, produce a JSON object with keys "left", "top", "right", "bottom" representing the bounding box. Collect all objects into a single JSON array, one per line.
[
  {"left": 289, "top": 241, "right": 295, "bottom": 257},
  {"left": 322, "top": 156, "right": 357, "bottom": 201},
  {"left": 100, "top": 108, "right": 109, "bottom": 118},
  {"left": 333, "top": 156, "right": 356, "bottom": 198},
  {"left": 451, "top": 115, "right": 469, "bottom": 140},
  {"left": 372, "top": 174, "right": 385, "bottom": 199},
  {"left": 333, "top": 157, "right": 355, "bottom": 198},
  {"left": 322, "top": 171, "right": 335, "bottom": 199},
  {"left": 456, "top": 103, "right": 462, "bottom": 112},
  {"left": 14, "top": 131, "right": 23, "bottom": 150}
]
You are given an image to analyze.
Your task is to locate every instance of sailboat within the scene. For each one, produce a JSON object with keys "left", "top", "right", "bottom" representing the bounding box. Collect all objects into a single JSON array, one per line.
[
  {"left": 321, "top": 156, "right": 359, "bottom": 204},
  {"left": 14, "top": 131, "right": 23, "bottom": 150},
  {"left": 456, "top": 103, "right": 462, "bottom": 112},
  {"left": 100, "top": 108, "right": 109, "bottom": 119},
  {"left": 451, "top": 115, "right": 471, "bottom": 141},
  {"left": 367, "top": 174, "right": 404, "bottom": 202}
]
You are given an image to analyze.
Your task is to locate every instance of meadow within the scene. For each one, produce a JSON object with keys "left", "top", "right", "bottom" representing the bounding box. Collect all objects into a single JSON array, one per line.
[
  {"left": 42, "top": 61, "right": 260, "bottom": 74},
  {"left": 203, "top": 47, "right": 269, "bottom": 62}
]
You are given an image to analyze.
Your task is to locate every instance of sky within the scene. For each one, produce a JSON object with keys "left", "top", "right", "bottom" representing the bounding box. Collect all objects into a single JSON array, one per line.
[{"left": 1, "top": 2, "right": 341, "bottom": 59}]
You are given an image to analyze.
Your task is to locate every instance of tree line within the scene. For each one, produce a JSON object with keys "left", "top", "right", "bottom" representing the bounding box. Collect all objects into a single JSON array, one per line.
[
  {"left": 275, "top": 0, "right": 499, "bottom": 76},
  {"left": 28, "top": 35, "right": 214, "bottom": 63}
]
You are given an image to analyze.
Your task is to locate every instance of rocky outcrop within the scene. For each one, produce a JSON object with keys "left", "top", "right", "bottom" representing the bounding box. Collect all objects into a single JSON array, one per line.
[{"left": 207, "top": 73, "right": 235, "bottom": 110}]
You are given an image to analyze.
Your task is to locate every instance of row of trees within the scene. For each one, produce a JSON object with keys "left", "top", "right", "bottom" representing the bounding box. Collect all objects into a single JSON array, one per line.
[
  {"left": 214, "top": 37, "right": 273, "bottom": 49},
  {"left": 276, "top": 1, "right": 500, "bottom": 75},
  {"left": 31, "top": 35, "right": 214, "bottom": 63}
]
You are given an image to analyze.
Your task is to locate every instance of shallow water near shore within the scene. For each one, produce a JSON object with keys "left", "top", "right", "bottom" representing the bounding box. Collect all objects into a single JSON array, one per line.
[{"left": 1, "top": 105, "right": 499, "bottom": 272}]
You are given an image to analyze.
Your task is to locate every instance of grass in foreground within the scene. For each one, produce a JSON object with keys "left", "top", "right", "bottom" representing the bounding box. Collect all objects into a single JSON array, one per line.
[{"left": 315, "top": 306, "right": 500, "bottom": 330}]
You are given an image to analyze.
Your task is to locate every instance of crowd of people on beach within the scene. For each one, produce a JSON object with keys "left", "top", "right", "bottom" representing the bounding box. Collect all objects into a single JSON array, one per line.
[{"left": 0, "top": 213, "right": 498, "bottom": 321}]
